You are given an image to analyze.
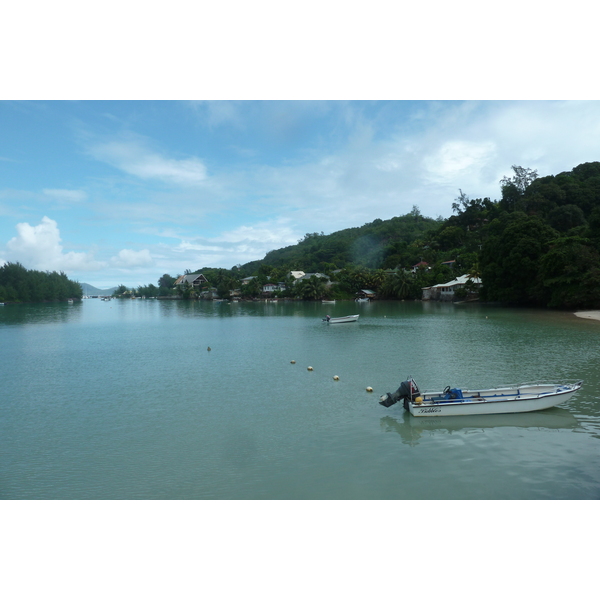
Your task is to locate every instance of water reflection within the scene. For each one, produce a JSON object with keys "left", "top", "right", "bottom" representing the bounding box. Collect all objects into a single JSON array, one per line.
[
  {"left": 381, "top": 408, "right": 579, "bottom": 446},
  {"left": 0, "top": 301, "right": 83, "bottom": 326}
]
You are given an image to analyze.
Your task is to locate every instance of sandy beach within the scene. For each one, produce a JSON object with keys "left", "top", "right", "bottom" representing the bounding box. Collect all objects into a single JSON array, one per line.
[{"left": 574, "top": 310, "right": 600, "bottom": 322}]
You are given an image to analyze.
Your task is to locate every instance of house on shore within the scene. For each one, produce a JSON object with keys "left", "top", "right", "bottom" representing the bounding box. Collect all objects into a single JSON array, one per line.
[
  {"left": 294, "top": 272, "right": 331, "bottom": 285},
  {"left": 422, "top": 274, "right": 482, "bottom": 301},
  {"left": 174, "top": 273, "right": 209, "bottom": 288},
  {"left": 262, "top": 282, "right": 287, "bottom": 296},
  {"left": 356, "top": 289, "right": 376, "bottom": 301}
]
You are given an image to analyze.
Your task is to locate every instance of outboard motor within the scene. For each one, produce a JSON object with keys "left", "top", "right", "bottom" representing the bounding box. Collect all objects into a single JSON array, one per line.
[{"left": 379, "top": 378, "right": 420, "bottom": 410}]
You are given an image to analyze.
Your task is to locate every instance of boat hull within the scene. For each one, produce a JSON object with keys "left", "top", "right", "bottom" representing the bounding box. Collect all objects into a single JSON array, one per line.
[
  {"left": 322, "top": 314, "right": 359, "bottom": 323},
  {"left": 408, "top": 383, "right": 581, "bottom": 417}
]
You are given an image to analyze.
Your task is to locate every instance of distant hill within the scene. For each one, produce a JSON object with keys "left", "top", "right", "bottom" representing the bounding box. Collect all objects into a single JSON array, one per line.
[
  {"left": 237, "top": 209, "right": 441, "bottom": 275},
  {"left": 81, "top": 283, "right": 117, "bottom": 296}
]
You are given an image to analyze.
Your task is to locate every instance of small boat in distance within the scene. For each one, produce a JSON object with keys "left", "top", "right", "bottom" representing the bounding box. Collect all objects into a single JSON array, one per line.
[
  {"left": 379, "top": 377, "right": 582, "bottom": 417},
  {"left": 322, "top": 314, "right": 359, "bottom": 323}
]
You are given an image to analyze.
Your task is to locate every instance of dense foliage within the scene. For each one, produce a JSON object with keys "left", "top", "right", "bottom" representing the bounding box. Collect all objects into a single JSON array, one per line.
[
  {"left": 0, "top": 262, "right": 82, "bottom": 303},
  {"left": 237, "top": 206, "right": 441, "bottom": 276},
  {"left": 133, "top": 161, "right": 600, "bottom": 310},
  {"left": 478, "top": 163, "right": 600, "bottom": 308}
]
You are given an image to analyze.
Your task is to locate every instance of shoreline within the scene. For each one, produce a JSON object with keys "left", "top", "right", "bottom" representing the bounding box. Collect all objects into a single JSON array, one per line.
[{"left": 574, "top": 310, "right": 600, "bottom": 322}]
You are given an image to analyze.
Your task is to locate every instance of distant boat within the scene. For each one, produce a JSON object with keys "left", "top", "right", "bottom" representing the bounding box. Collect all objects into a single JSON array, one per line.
[
  {"left": 322, "top": 300, "right": 336, "bottom": 304},
  {"left": 379, "top": 377, "right": 583, "bottom": 417},
  {"left": 322, "top": 314, "right": 359, "bottom": 323}
]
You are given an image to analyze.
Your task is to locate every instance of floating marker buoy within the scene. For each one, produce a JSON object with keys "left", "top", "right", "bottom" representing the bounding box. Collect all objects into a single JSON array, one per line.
[
  {"left": 366, "top": 387, "right": 373, "bottom": 392},
  {"left": 207, "top": 346, "right": 211, "bottom": 351},
  {"left": 333, "top": 375, "right": 339, "bottom": 380},
  {"left": 290, "top": 360, "right": 296, "bottom": 364},
  {"left": 307, "top": 366, "right": 313, "bottom": 371}
]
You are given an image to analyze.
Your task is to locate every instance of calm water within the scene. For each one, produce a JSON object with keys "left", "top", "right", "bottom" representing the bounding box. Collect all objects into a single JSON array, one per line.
[{"left": 1, "top": 298, "right": 599, "bottom": 499}]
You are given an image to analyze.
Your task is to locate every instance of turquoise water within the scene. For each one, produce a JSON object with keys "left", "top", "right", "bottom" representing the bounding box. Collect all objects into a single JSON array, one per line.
[{"left": 1, "top": 299, "right": 599, "bottom": 499}]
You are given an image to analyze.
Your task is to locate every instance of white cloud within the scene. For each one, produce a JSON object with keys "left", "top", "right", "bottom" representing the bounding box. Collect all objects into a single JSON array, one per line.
[
  {"left": 42, "top": 188, "right": 87, "bottom": 203},
  {"left": 110, "top": 248, "right": 153, "bottom": 267},
  {"left": 218, "top": 220, "right": 298, "bottom": 246},
  {"left": 167, "top": 219, "right": 299, "bottom": 268},
  {"left": 422, "top": 140, "right": 497, "bottom": 184},
  {"left": 86, "top": 134, "right": 207, "bottom": 186},
  {"left": 4, "top": 216, "right": 105, "bottom": 272}
]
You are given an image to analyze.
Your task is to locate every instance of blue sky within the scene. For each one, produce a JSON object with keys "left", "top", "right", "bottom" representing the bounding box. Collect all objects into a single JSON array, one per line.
[
  {"left": 2, "top": 3, "right": 598, "bottom": 289},
  {"left": 2, "top": 100, "right": 600, "bottom": 288}
]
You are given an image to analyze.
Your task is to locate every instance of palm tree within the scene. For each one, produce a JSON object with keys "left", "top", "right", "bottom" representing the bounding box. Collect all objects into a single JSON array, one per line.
[
  {"left": 395, "top": 271, "right": 412, "bottom": 299},
  {"left": 368, "top": 269, "right": 386, "bottom": 290},
  {"left": 298, "top": 276, "right": 327, "bottom": 300},
  {"left": 381, "top": 271, "right": 411, "bottom": 299},
  {"left": 468, "top": 263, "right": 481, "bottom": 282}
]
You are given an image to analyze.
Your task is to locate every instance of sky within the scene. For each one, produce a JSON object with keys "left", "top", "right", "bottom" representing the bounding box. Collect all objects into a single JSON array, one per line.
[
  {"left": 2, "top": 3, "right": 598, "bottom": 290},
  {"left": 2, "top": 100, "right": 600, "bottom": 289}
]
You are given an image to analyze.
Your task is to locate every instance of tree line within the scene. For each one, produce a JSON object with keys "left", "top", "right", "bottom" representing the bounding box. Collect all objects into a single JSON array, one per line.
[
  {"left": 0, "top": 262, "right": 83, "bottom": 303},
  {"left": 112, "top": 160, "right": 600, "bottom": 309}
]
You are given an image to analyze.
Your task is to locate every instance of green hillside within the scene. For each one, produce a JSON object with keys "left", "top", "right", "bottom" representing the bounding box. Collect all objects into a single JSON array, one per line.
[
  {"left": 238, "top": 206, "right": 440, "bottom": 276},
  {"left": 140, "top": 161, "right": 600, "bottom": 309}
]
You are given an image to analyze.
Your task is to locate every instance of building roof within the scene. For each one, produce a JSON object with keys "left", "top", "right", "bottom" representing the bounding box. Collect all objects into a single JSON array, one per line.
[
  {"left": 431, "top": 274, "right": 482, "bottom": 289},
  {"left": 175, "top": 273, "right": 208, "bottom": 286},
  {"left": 295, "top": 272, "right": 330, "bottom": 281}
]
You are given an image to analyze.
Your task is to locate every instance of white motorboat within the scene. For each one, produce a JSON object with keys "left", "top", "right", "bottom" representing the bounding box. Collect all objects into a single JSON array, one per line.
[
  {"left": 379, "top": 377, "right": 582, "bottom": 417},
  {"left": 322, "top": 314, "right": 359, "bottom": 323}
]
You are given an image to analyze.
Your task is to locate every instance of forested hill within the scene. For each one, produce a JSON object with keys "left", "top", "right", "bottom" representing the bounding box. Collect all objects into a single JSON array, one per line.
[
  {"left": 230, "top": 160, "right": 600, "bottom": 309},
  {"left": 238, "top": 207, "right": 441, "bottom": 276},
  {"left": 136, "top": 160, "right": 600, "bottom": 310}
]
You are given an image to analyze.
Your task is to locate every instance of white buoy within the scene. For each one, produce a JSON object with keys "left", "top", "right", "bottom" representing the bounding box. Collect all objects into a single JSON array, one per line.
[
  {"left": 366, "top": 387, "right": 373, "bottom": 392},
  {"left": 307, "top": 366, "right": 313, "bottom": 371},
  {"left": 290, "top": 360, "right": 296, "bottom": 364},
  {"left": 333, "top": 375, "right": 339, "bottom": 380}
]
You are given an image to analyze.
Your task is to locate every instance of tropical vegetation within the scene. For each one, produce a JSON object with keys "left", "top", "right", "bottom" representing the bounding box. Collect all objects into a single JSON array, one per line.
[
  {"left": 145, "top": 161, "right": 600, "bottom": 309},
  {"left": 7, "top": 160, "right": 600, "bottom": 310},
  {"left": 0, "top": 262, "right": 82, "bottom": 303}
]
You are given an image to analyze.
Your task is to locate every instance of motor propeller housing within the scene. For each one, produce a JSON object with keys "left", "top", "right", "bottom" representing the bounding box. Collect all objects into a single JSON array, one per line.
[{"left": 379, "top": 379, "right": 420, "bottom": 409}]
